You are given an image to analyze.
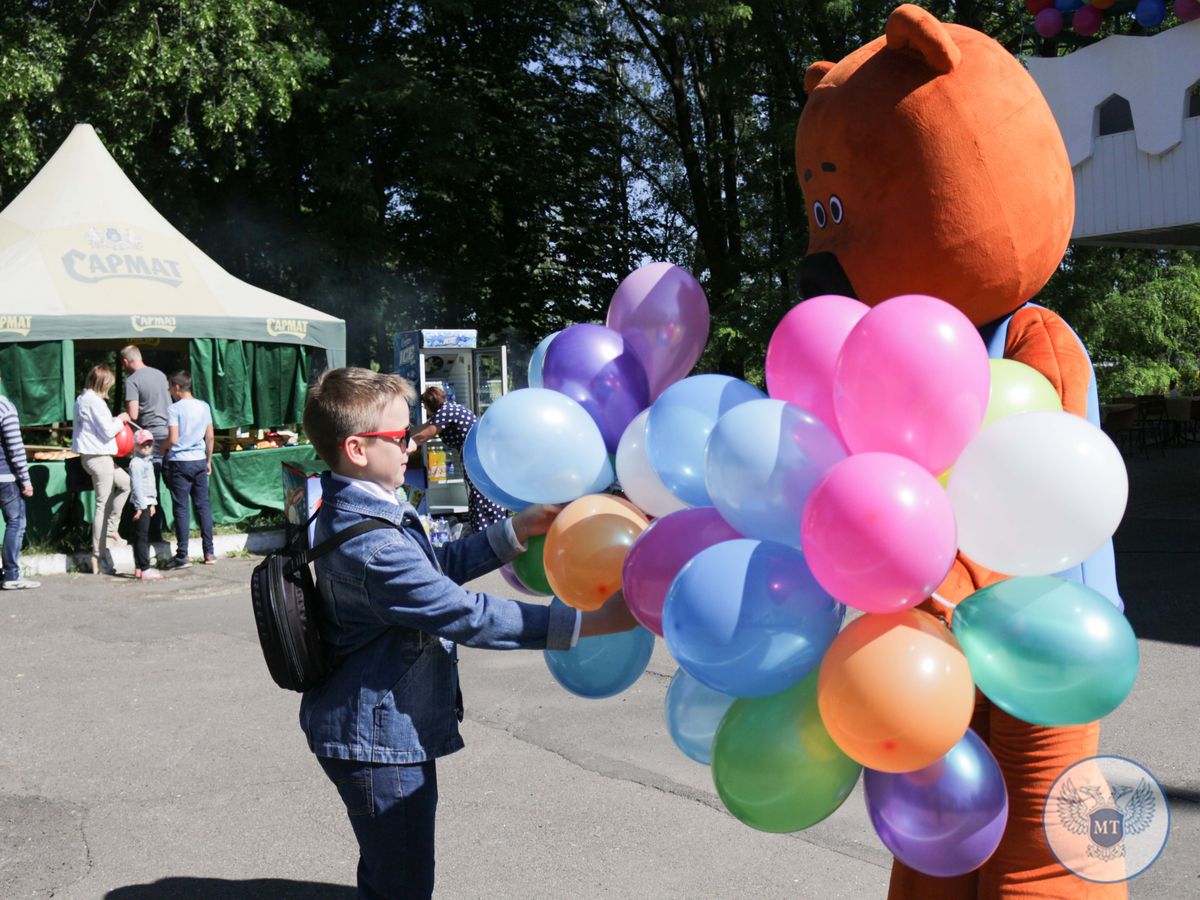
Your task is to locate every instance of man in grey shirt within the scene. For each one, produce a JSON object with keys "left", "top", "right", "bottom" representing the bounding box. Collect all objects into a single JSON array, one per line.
[{"left": 121, "top": 345, "right": 171, "bottom": 540}]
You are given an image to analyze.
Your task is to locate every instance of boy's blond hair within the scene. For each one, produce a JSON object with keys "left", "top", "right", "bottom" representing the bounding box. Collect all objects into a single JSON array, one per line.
[{"left": 304, "top": 367, "right": 416, "bottom": 466}]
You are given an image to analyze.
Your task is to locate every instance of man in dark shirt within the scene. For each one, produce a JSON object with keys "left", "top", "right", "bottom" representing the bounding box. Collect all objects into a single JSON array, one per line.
[{"left": 120, "top": 345, "right": 171, "bottom": 541}]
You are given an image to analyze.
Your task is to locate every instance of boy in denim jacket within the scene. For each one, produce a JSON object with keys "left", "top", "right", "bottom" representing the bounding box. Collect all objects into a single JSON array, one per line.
[{"left": 300, "top": 368, "right": 635, "bottom": 899}]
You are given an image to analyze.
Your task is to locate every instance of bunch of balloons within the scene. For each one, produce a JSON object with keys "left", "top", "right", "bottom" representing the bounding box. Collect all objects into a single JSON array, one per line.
[
  {"left": 466, "top": 261, "right": 711, "bottom": 693},
  {"left": 1026, "top": 0, "right": 1195, "bottom": 38},
  {"left": 662, "top": 292, "right": 1136, "bottom": 877},
  {"left": 481, "top": 279, "right": 1141, "bottom": 880}
]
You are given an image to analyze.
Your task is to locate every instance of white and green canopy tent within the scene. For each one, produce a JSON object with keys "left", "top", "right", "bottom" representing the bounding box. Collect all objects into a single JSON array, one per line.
[{"left": 0, "top": 123, "right": 345, "bottom": 426}]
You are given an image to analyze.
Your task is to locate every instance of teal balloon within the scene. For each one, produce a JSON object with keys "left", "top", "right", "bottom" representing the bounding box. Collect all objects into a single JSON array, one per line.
[
  {"left": 952, "top": 577, "right": 1139, "bottom": 726},
  {"left": 544, "top": 601, "right": 655, "bottom": 699},
  {"left": 665, "top": 668, "right": 736, "bottom": 765},
  {"left": 528, "top": 331, "right": 560, "bottom": 388},
  {"left": 712, "top": 671, "right": 861, "bottom": 832}
]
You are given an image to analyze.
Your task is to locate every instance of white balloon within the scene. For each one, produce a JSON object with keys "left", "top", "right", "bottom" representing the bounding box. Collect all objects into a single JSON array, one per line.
[
  {"left": 616, "top": 409, "right": 688, "bottom": 518},
  {"left": 947, "top": 411, "right": 1127, "bottom": 576}
]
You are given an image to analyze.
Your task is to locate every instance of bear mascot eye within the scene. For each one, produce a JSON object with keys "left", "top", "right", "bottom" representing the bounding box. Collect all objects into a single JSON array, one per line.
[
  {"left": 829, "top": 195, "right": 844, "bottom": 224},
  {"left": 813, "top": 200, "right": 827, "bottom": 229}
]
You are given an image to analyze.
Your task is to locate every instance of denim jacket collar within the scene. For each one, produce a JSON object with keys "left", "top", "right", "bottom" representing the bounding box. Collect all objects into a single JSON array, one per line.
[{"left": 319, "top": 472, "right": 415, "bottom": 529}]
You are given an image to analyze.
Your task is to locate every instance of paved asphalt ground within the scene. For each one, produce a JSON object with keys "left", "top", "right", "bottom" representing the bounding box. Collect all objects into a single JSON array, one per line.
[{"left": 1, "top": 446, "right": 1197, "bottom": 899}]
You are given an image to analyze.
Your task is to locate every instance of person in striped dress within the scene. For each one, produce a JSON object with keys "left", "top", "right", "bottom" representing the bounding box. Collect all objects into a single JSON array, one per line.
[{"left": 412, "top": 386, "right": 508, "bottom": 533}]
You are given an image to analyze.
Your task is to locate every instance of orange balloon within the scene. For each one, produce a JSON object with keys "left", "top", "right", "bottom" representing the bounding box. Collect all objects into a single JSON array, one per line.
[
  {"left": 544, "top": 494, "right": 649, "bottom": 611},
  {"left": 817, "top": 608, "right": 974, "bottom": 773}
]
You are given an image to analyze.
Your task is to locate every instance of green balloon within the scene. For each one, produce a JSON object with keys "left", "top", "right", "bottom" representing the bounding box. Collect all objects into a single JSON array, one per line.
[
  {"left": 711, "top": 672, "right": 861, "bottom": 833},
  {"left": 952, "top": 576, "right": 1138, "bottom": 726},
  {"left": 981, "top": 359, "right": 1062, "bottom": 430},
  {"left": 512, "top": 534, "right": 553, "bottom": 596}
]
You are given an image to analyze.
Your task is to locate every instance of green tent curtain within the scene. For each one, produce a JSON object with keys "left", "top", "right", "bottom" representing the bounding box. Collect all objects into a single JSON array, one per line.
[
  {"left": 0, "top": 340, "right": 75, "bottom": 425},
  {"left": 0, "top": 338, "right": 306, "bottom": 431},
  {"left": 189, "top": 339, "right": 308, "bottom": 428},
  {"left": 15, "top": 444, "right": 320, "bottom": 546}
]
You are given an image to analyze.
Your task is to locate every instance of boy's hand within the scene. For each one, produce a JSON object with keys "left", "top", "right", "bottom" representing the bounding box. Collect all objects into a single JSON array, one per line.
[
  {"left": 580, "top": 590, "right": 639, "bottom": 639},
  {"left": 149, "top": 504, "right": 156, "bottom": 517},
  {"left": 132, "top": 509, "right": 142, "bottom": 521},
  {"left": 511, "top": 504, "right": 564, "bottom": 544}
]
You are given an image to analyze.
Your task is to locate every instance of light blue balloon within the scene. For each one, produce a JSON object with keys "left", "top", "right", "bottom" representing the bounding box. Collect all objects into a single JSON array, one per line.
[
  {"left": 646, "top": 374, "right": 765, "bottom": 507},
  {"left": 462, "top": 426, "right": 530, "bottom": 511},
  {"left": 704, "top": 399, "right": 846, "bottom": 547},
  {"left": 663, "top": 539, "right": 844, "bottom": 697},
  {"left": 527, "top": 331, "right": 560, "bottom": 389},
  {"left": 665, "top": 668, "right": 736, "bottom": 764},
  {"left": 475, "top": 388, "right": 613, "bottom": 504},
  {"left": 952, "top": 576, "right": 1139, "bottom": 726},
  {"left": 544, "top": 602, "right": 655, "bottom": 699}
]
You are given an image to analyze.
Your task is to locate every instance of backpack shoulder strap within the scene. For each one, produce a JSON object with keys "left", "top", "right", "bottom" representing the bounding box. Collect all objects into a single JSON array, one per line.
[{"left": 286, "top": 516, "right": 397, "bottom": 573}]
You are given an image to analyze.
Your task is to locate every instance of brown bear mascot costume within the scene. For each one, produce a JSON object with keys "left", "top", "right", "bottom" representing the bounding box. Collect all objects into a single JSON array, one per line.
[{"left": 796, "top": 5, "right": 1126, "bottom": 898}]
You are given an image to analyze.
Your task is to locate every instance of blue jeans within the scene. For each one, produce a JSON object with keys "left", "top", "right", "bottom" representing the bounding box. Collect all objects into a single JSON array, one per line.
[
  {"left": 0, "top": 481, "right": 26, "bottom": 582},
  {"left": 317, "top": 756, "right": 438, "bottom": 900},
  {"left": 163, "top": 458, "right": 214, "bottom": 559}
]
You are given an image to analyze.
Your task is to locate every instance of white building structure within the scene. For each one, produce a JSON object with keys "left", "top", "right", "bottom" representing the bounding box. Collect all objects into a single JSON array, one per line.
[{"left": 1028, "top": 19, "right": 1200, "bottom": 248}]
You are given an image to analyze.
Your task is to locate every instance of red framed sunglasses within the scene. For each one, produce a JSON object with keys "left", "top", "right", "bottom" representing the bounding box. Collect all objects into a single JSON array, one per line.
[{"left": 344, "top": 426, "right": 413, "bottom": 447}]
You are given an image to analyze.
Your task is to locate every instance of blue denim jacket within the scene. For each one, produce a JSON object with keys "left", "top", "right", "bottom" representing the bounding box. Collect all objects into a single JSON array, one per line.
[{"left": 299, "top": 474, "right": 576, "bottom": 764}]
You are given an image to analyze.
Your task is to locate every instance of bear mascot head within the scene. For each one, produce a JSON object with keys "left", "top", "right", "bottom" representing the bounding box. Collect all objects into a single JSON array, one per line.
[{"left": 795, "top": 4, "right": 1073, "bottom": 327}]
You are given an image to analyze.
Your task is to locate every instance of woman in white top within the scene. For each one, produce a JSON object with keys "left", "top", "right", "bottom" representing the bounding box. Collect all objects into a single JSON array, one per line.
[{"left": 72, "top": 365, "right": 132, "bottom": 573}]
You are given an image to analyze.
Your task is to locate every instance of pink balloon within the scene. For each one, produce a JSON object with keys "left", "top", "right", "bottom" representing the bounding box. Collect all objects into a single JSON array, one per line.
[
  {"left": 765, "top": 294, "right": 868, "bottom": 442},
  {"left": 1035, "top": 8, "right": 1063, "bottom": 37},
  {"left": 834, "top": 295, "right": 989, "bottom": 474},
  {"left": 621, "top": 507, "right": 741, "bottom": 636},
  {"left": 1176, "top": 0, "right": 1200, "bottom": 21},
  {"left": 800, "top": 453, "right": 957, "bottom": 613},
  {"left": 1073, "top": 4, "right": 1102, "bottom": 36},
  {"left": 607, "top": 262, "right": 710, "bottom": 400}
]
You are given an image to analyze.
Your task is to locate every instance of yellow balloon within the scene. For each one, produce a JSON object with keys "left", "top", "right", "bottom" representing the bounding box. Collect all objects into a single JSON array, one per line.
[
  {"left": 941, "top": 359, "right": 1063, "bottom": 484},
  {"left": 981, "top": 359, "right": 1062, "bottom": 430},
  {"left": 544, "top": 494, "right": 649, "bottom": 611}
]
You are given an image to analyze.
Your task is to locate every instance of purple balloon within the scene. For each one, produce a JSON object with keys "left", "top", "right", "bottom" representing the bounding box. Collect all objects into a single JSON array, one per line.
[
  {"left": 864, "top": 729, "right": 1009, "bottom": 878},
  {"left": 607, "top": 262, "right": 710, "bottom": 400},
  {"left": 621, "top": 507, "right": 742, "bottom": 637},
  {"left": 541, "top": 324, "right": 649, "bottom": 453},
  {"left": 498, "top": 562, "right": 540, "bottom": 596}
]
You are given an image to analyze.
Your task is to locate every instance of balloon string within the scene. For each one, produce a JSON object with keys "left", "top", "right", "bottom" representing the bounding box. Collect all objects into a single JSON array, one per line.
[{"left": 929, "top": 592, "right": 956, "bottom": 610}]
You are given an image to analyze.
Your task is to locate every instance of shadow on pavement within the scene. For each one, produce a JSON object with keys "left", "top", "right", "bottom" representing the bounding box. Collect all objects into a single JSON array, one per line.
[{"left": 106, "top": 878, "right": 354, "bottom": 899}]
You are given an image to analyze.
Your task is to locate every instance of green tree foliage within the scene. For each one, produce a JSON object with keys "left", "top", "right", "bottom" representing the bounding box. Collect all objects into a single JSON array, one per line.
[
  {"left": 1041, "top": 248, "right": 1200, "bottom": 399},
  {"left": 2, "top": 1, "right": 1196, "bottom": 383}
]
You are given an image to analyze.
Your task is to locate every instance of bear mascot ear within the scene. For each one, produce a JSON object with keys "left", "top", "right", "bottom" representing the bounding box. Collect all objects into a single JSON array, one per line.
[
  {"left": 804, "top": 61, "right": 835, "bottom": 95},
  {"left": 885, "top": 3, "right": 961, "bottom": 74}
]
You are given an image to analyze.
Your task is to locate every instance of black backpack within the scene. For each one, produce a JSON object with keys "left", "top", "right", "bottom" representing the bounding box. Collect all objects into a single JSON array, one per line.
[{"left": 250, "top": 515, "right": 395, "bottom": 692}]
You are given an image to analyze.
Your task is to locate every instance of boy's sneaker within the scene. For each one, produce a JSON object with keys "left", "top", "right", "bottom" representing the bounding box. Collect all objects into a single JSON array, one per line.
[
  {"left": 163, "top": 557, "right": 192, "bottom": 570},
  {"left": 2, "top": 579, "right": 40, "bottom": 590},
  {"left": 203, "top": 554, "right": 216, "bottom": 565},
  {"left": 137, "top": 569, "right": 162, "bottom": 580}
]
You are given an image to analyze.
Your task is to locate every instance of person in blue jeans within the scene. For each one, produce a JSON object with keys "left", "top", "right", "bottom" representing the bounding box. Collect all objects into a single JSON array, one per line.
[
  {"left": 300, "top": 368, "right": 635, "bottom": 899},
  {"left": 0, "top": 389, "right": 38, "bottom": 590},
  {"left": 160, "top": 370, "right": 215, "bottom": 569}
]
